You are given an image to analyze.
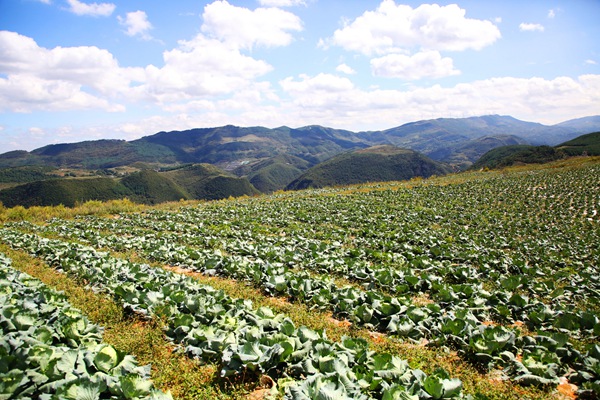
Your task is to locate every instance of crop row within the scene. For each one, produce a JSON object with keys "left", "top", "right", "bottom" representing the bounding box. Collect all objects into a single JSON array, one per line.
[
  {"left": 32, "top": 214, "right": 600, "bottom": 339},
  {"left": 5, "top": 162, "right": 599, "bottom": 396},
  {"left": 0, "top": 230, "right": 467, "bottom": 399},
  {"left": 16, "top": 213, "right": 600, "bottom": 391},
  {"left": 0, "top": 252, "right": 171, "bottom": 399},
  {"left": 51, "top": 164, "right": 598, "bottom": 311}
]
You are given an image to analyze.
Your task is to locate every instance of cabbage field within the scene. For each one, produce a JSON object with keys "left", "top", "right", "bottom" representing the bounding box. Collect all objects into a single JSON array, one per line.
[{"left": 1, "top": 158, "right": 599, "bottom": 399}]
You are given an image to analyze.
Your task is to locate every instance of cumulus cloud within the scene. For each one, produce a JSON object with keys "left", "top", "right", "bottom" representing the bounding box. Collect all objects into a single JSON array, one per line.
[
  {"left": 0, "top": 31, "right": 136, "bottom": 112},
  {"left": 519, "top": 23, "right": 544, "bottom": 32},
  {"left": 0, "top": 17, "right": 279, "bottom": 113},
  {"left": 277, "top": 73, "right": 600, "bottom": 130},
  {"left": 257, "top": 0, "right": 306, "bottom": 6},
  {"left": 280, "top": 73, "right": 354, "bottom": 94},
  {"left": 371, "top": 50, "right": 460, "bottom": 80},
  {"left": 330, "top": 1, "right": 500, "bottom": 55},
  {"left": 118, "top": 10, "right": 153, "bottom": 40},
  {"left": 140, "top": 35, "right": 273, "bottom": 103},
  {"left": 336, "top": 63, "right": 356, "bottom": 75},
  {"left": 66, "top": 0, "right": 115, "bottom": 17},
  {"left": 201, "top": 0, "right": 303, "bottom": 50},
  {"left": 0, "top": 74, "right": 123, "bottom": 112}
]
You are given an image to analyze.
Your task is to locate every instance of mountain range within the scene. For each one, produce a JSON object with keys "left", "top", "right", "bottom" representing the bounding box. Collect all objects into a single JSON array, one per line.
[
  {"left": 3, "top": 115, "right": 600, "bottom": 172},
  {"left": 1, "top": 114, "right": 599, "bottom": 206}
]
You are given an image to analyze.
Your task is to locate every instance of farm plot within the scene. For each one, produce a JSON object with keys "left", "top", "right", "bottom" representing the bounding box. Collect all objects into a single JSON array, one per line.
[
  {"left": 0, "top": 229, "right": 466, "bottom": 399},
  {"left": 0, "top": 253, "right": 171, "bottom": 399},
  {"left": 2, "top": 160, "right": 600, "bottom": 398}
]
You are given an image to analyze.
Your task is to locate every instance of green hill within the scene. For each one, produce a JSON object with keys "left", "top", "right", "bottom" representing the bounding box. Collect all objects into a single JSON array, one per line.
[
  {"left": 0, "top": 177, "right": 129, "bottom": 208},
  {"left": 121, "top": 170, "right": 189, "bottom": 204},
  {"left": 0, "top": 166, "right": 58, "bottom": 185},
  {"left": 233, "top": 154, "right": 311, "bottom": 193},
  {"left": 162, "top": 164, "right": 260, "bottom": 200},
  {"left": 286, "top": 145, "right": 452, "bottom": 190},
  {"left": 472, "top": 131, "right": 600, "bottom": 170},
  {"left": 555, "top": 131, "right": 600, "bottom": 156},
  {"left": 0, "top": 164, "right": 260, "bottom": 208}
]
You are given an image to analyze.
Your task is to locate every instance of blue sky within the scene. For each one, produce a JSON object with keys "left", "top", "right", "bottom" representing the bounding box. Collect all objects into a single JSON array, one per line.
[{"left": 1, "top": 0, "right": 599, "bottom": 152}]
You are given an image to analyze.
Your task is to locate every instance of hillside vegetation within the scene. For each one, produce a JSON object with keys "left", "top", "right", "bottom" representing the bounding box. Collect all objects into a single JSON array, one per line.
[
  {"left": 232, "top": 154, "right": 311, "bottom": 193},
  {"left": 1, "top": 116, "right": 599, "bottom": 207},
  {"left": 1, "top": 156, "right": 598, "bottom": 400},
  {"left": 472, "top": 131, "right": 600, "bottom": 170},
  {"left": 286, "top": 145, "right": 452, "bottom": 190},
  {"left": 0, "top": 164, "right": 258, "bottom": 207}
]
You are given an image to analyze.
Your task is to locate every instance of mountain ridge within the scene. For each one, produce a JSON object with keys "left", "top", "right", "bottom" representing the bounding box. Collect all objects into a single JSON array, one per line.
[
  {"left": 2, "top": 115, "right": 598, "bottom": 171},
  {"left": 1, "top": 115, "right": 600, "bottom": 202}
]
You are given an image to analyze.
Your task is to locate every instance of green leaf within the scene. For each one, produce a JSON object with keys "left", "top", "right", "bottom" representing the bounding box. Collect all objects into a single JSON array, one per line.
[
  {"left": 355, "top": 304, "right": 373, "bottom": 323},
  {"left": 0, "top": 369, "right": 29, "bottom": 397},
  {"left": 56, "top": 349, "right": 79, "bottom": 375},
  {"left": 93, "top": 344, "right": 119, "bottom": 373},
  {"left": 423, "top": 369, "right": 462, "bottom": 399},
  {"left": 120, "top": 374, "right": 154, "bottom": 398},
  {"left": 514, "top": 374, "right": 559, "bottom": 387},
  {"left": 382, "top": 384, "right": 419, "bottom": 400},
  {"left": 13, "top": 313, "right": 37, "bottom": 330},
  {"left": 64, "top": 378, "right": 107, "bottom": 400}
]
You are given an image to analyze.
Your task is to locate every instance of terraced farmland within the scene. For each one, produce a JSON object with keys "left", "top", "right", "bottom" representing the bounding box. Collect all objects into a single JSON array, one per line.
[{"left": 1, "top": 157, "right": 598, "bottom": 399}]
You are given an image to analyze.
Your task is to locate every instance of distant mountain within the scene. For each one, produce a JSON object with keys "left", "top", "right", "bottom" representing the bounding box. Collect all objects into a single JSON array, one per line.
[
  {"left": 426, "top": 134, "right": 530, "bottom": 169},
  {"left": 120, "top": 170, "right": 189, "bottom": 204},
  {"left": 555, "top": 116, "right": 600, "bottom": 132},
  {"left": 1, "top": 114, "right": 599, "bottom": 199},
  {"left": 134, "top": 124, "right": 366, "bottom": 168},
  {"left": 358, "top": 115, "right": 590, "bottom": 165},
  {"left": 1, "top": 115, "right": 599, "bottom": 170},
  {"left": 286, "top": 145, "right": 452, "bottom": 190},
  {"left": 471, "top": 131, "right": 600, "bottom": 170}
]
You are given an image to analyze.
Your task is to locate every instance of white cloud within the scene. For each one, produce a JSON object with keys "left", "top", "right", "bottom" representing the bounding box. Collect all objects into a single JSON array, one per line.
[
  {"left": 0, "top": 28, "right": 277, "bottom": 113},
  {"left": 257, "top": 0, "right": 306, "bottom": 6},
  {"left": 371, "top": 50, "right": 460, "bottom": 80},
  {"left": 140, "top": 35, "right": 273, "bottom": 102},
  {"left": 330, "top": 1, "right": 500, "bottom": 55},
  {"left": 66, "top": 0, "right": 115, "bottom": 17},
  {"left": 5, "top": 73, "right": 599, "bottom": 152},
  {"left": 585, "top": 59, "right": 597, "bottom": 65},
  {"left": 118, "top": 11, "right": 153, "bottom": 40},
  {"left": 336, "top": 63, "right": 356, "bottom": 75},
  {"left": 201, "top": 0, "right": 303, "bottom": 50},
  {"left": 0, "top": 31, "right": 136, "bottom": 112},
  {"left": 280, "top": 73, "right": 354, "bottom": 94},
  {"left": 548, "top": 9, "right": 555, "bottom": 19},
  {"left": 277, "top": 73, "right": 600, "bottom": 130},
  {"left": 28, "top": 127, "right": 46, "bottom": 137},
  {"left": 519, "top": 23, "right": 544, "bottom": 32},
  {"left": 0, "top": 74, "right": 123, "bottom": 112}
]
